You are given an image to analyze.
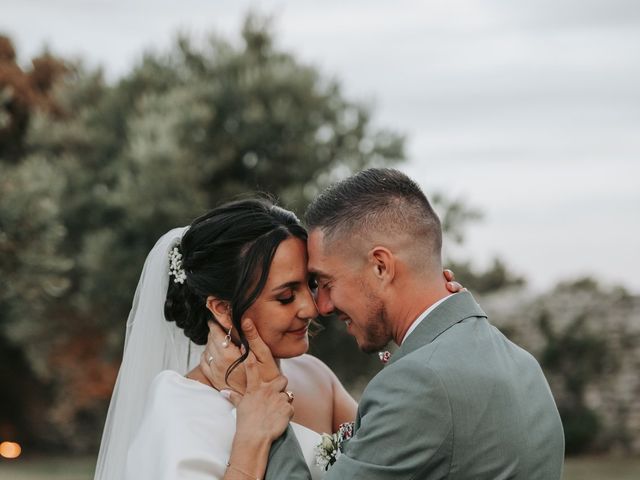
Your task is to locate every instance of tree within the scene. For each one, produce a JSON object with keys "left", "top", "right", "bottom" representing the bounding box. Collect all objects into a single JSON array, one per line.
[
  {"left": 1, "top": 15, "right": 522, "bottom": 453},
  {"left": 0, "top": 16, "right": 405, "bottom": 451},
  {"left": 0, "top": 35, "right": 66, "bottom": 162}
]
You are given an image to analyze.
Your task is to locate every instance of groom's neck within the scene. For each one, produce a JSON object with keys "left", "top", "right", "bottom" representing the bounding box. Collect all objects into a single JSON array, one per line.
[{"left": 390, "top": 275, "right": 450, "bottom": 346}]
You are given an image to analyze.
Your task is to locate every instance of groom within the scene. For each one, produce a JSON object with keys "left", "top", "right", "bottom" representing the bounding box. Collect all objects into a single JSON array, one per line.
[{"left": 238, "top": 168, "right": 564, "bottom": 479}]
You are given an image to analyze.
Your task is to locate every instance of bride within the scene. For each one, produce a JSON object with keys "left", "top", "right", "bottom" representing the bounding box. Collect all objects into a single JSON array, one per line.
[{"left": 95, "top": 197, "right": 461, "bottom": 480}]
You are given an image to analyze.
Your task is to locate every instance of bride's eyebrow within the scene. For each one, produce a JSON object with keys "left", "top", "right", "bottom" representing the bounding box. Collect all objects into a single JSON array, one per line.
[{"left": 270, "top": 281, "right": 301, "bottom": 293}]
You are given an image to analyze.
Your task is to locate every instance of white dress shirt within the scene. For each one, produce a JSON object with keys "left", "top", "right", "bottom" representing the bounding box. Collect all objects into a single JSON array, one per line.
[{"left": 400, "top": 293, "right": 457, "bottom": 345}]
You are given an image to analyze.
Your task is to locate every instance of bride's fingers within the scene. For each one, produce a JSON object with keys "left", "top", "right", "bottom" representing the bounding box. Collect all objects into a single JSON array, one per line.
[
  {"left": 270, "top": 375, "right": 288, "bottom": 394},
  {"left": 241, "top": 319, "right": 276, "bottom": 365},
  {"left": 241, "top": 318, "right": 280, "bottom": 382},
  {"left": 447, "top": 281, "right": 466, "bottom": 292},
  {"left": 199, "top": 351, "right": 214, "bottom": 373},
  {"left": 443, "top": 269, "right": 455, "bottom": 282},
  {"left": 243, "top": 351, "right": 261, "bottom": 391},
  {"left": 199, "top": 352, "right": 220, "bottom": 387},
  {"left": 443, "top": 269, "right": 466, "bottom": 292},
  {"left": 220, "top": 389, "right": 242, "bottom": 407}
]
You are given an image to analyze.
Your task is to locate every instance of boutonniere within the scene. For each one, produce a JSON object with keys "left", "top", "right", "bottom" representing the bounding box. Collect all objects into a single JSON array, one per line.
[
  {"left": 314, "top": 421, "right": 354, "bottom": 470},
  {"left": 378, "top": 350, "right": 391, "bottom": 364}
]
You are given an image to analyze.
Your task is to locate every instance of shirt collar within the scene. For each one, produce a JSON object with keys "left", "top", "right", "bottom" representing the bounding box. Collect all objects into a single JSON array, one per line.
[{"left": 400, "top": 293, "right": 457, "bottom": 345}]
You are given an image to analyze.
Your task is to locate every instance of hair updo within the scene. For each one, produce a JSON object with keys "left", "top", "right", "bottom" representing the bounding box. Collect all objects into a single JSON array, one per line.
[{"left": 164, "top": 198, "right": 307, "bottom": 366}]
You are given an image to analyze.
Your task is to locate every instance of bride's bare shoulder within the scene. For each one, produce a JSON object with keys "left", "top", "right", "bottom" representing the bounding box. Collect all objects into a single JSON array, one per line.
[
  {"left": 283, "top": 355, "right": 358, "bottom": 430},
  {"left": 282, "top": 354, "right": 335, "bottom": 382}
]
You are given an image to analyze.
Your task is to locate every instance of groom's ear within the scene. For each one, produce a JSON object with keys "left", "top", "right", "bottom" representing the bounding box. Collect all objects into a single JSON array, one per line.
[
  {"left": 205, "top": 296, "right": 232, "bottom": 329},
  {"left": 368, "top": 246, "right": 395, "bottom": 285}
]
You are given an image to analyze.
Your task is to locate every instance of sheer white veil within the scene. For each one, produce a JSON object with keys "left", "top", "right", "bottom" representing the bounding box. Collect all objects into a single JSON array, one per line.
[{"left": 94, "top": 227, "right": 205, "bottom": 480}]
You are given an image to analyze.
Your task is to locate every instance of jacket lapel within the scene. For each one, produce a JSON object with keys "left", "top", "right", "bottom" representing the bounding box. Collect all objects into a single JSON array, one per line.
[{"left": 387, "top": 291, "right": 487, "bottom": 367}]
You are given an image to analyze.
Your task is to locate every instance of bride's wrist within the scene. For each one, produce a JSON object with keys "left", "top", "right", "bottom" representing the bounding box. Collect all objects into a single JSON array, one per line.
[
  {"left": 234, "top": 426, "right": 273, "bottom": 447},
  {"left": 227, "top": 435, "right": 270, "bottom": 479}
]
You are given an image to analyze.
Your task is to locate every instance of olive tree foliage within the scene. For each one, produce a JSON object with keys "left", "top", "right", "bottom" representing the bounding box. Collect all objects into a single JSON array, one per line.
[
  {"left": 0, "top": 17, "right": 516, "bottom": 451},
  {"left": 0, "top": 18, "right": 407, "bottom": 450}
]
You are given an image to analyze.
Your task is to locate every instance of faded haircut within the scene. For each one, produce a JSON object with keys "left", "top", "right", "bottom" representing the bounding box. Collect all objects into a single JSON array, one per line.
[{"left": 304, "top": 168, "right": 442, "bottom": 267}]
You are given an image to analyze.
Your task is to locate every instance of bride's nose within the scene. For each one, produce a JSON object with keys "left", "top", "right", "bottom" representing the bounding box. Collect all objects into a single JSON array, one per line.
[{"left": 297, "top": 285, "right": 319, "bottom": 320}]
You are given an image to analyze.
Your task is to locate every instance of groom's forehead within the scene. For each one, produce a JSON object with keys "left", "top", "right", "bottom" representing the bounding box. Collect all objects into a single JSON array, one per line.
[
  {"left": 306, "top": 253, "right": 329, "bottom": 277},
  {"left": 306, "top": 229, "right": 326, "bottom": 257},
  {"left": 306, "top": 229, "right": 336, "bottom": 273}
]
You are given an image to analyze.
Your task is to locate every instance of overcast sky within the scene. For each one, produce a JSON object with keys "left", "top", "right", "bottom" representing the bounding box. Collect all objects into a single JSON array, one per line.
[{"left": 2, "top": 0, "right": 639, "bottom": 292}]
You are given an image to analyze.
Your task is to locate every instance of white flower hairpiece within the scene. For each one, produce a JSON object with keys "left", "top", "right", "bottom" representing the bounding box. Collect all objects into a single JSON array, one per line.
[{"left": 168, "top": 245, "right": 187, "bottom": 284}]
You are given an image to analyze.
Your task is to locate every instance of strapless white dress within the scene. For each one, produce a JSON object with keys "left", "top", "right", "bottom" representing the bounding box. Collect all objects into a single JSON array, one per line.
[{"left": 124, "top": 370, "right": 324, "bottom": 480}]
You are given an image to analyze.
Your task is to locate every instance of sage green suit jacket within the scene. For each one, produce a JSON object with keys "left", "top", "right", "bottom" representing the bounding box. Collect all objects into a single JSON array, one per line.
[{"left": 265, "top": 292, "right": 564, "bottom": 479}]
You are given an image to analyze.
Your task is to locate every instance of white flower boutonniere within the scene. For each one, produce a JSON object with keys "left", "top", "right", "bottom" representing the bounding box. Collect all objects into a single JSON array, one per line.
[{"left": 314, "top": 421, "right": 354, "bottom": 471}]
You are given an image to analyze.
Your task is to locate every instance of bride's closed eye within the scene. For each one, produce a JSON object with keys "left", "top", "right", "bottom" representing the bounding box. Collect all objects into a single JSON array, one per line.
[
  {"left": 277, "top": 295, "right": 295, "bottom": 305},
  {"left": 276, "top": 288, "right": 296, "bottom": 305}
]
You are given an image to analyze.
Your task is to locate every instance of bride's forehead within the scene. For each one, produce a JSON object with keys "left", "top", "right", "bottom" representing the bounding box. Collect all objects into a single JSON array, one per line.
[
  {"left": 266, "top": 237, "right": 308, "bottom": 273},
  {"left": 273, "top": 237, "right": 307, "bottom": 261}
]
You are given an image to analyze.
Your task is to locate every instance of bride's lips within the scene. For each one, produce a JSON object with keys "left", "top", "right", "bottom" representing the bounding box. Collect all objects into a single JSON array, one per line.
[{"left": 287, "top": 325, "right": 309, "bottom": 337}]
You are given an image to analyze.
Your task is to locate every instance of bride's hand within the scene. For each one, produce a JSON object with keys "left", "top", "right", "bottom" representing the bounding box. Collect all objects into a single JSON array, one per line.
[
  {"left": 200, "top": 318, "right": 280, "bottom": 394},
  {"left": 238, "top": 318, "right": 280, "bottom": 382},
  {"left": 200, "top": 321, "right": 247, "bottom": 393},
  {"left": 227, "top": 351, "right": 294, "bottom": 442},
  {"left": 444, "top": 269, "right": 466, "bottom": 293},
  {"left": 220, "top": 324, "right": 291, "bottom": 480}
]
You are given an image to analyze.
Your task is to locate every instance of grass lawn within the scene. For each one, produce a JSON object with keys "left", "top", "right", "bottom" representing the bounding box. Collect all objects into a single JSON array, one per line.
[
  {"left": 0, "top": 455, "right": 638, "bottom": 479},
  {"left": 0, "top": 456, "right": 95, "bottom": 480},
  {"left": 563, "top": 456, "right": 640, "bottom": 480}
]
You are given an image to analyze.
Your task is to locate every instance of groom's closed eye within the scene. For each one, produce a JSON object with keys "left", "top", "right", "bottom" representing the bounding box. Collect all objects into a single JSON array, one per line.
[{"left": 310, "top": 273, "right": 332, "bottom": 290}]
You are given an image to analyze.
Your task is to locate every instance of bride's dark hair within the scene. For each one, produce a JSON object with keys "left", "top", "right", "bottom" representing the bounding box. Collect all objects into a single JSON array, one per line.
[{"left": 164, "top": 198, "right": 308, "bottom": 375}]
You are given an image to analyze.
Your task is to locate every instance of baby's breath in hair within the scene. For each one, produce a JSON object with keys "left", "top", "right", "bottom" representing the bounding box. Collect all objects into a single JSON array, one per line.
[{"left": 168, "top": 245, "right": 187, "bottom": 284}]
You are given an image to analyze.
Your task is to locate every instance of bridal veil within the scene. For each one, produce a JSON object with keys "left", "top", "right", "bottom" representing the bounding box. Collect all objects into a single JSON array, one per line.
[{"left": 94, "top": 227, "right": 204, "bottom": 480}]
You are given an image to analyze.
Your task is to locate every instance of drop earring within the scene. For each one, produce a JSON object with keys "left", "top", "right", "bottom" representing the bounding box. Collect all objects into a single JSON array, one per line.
[{"left": 222, "top": 327, "right": 232, "bottom": 348}]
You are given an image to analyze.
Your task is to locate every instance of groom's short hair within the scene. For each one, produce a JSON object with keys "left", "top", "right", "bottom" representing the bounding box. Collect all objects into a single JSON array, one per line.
[{"left": 305, "top": 168, "right": 442, "bottom": 268}]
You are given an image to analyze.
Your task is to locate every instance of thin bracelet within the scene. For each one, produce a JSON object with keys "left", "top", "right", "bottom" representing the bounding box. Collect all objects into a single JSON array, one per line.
[{"left": 225, "top": 461, "right": 261, "bottom": 480}]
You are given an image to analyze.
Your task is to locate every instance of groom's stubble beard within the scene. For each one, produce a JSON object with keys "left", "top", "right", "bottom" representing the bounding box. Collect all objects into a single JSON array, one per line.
[{"left": 358, "top": 288, "right": 392, "bottom": 353}]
